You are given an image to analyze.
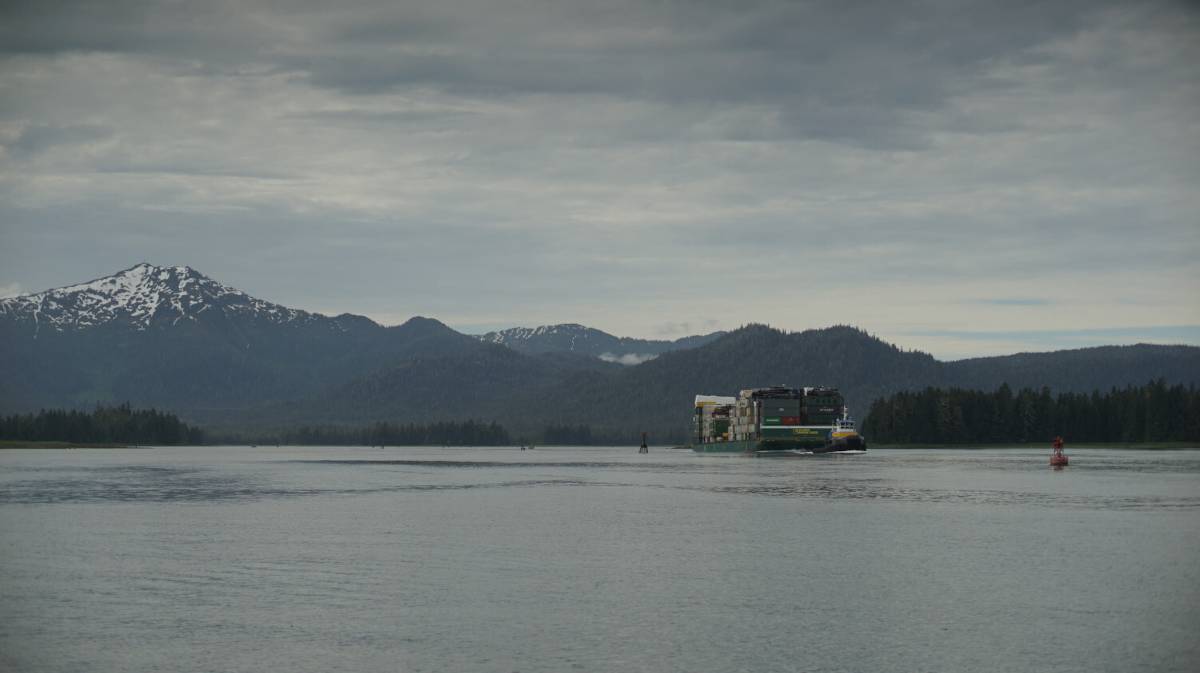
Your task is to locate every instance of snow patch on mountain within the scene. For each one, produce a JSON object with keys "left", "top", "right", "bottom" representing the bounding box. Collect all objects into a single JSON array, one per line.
[
  {"left": 481, "top": 323, "right": 589, "bottom": 345},
  {"left": 479, "top": 322, "right": 724, "bottom": 364},
  {"left": 0, "top": 263, "right": 326, "bottom": 333}
]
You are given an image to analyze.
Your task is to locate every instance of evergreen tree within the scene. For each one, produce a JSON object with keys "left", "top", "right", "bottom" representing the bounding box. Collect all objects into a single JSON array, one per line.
[
  {"left": 0, "top": 404, "right": 204, "bottom": 445},
  {"left": 861, "top": 381, "right": 1200, "bottom": 444}
]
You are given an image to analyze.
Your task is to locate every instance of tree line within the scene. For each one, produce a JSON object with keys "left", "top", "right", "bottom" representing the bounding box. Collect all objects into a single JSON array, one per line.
[
  {"left": 862, "top": 379, "right": 1200, "bottom": 444},
  {"left": 0, "top": 404, "right": 205, "bottom": 445},
  {"left": 0, "top": 405, "right": 613, "bottom": 447}
]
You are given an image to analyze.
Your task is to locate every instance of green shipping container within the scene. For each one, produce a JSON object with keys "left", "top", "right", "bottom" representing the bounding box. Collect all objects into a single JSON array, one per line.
[
  {"left": 760, "top": 404, "right": 801, "bottom": 415},
  {"left": 760, "top": 427, "right": 829, "bottom": 440}
]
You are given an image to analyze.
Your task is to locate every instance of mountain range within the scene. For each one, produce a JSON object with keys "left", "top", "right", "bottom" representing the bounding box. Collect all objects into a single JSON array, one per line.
[{"left": 3, "top": 263, "right": 1198, "bottom": 442}]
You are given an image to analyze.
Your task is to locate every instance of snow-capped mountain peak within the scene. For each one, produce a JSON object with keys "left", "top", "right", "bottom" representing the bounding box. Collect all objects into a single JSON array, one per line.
[
  {"left": 480, "top": 323, "right": 590, "bottom": 345},
  {"left": 477, "top": 323, "right": 726, "bottom": 363},
  {"left": 0, "top": 263, "right": 317, "bottom": 333}
]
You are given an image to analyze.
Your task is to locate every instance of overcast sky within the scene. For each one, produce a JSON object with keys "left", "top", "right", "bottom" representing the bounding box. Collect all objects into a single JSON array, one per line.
[{"left": 1, "top": 0, "right": 1197, "bottom": 359}]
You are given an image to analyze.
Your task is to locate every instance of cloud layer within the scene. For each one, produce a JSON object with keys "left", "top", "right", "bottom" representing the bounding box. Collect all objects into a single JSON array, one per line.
[{"left": 1, "top": 0, "right": 1197, "bottom": 358}]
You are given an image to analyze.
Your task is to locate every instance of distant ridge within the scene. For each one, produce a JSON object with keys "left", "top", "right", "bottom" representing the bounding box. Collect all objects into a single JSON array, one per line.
[
  {"left": 944, "top": 343, "right": 1200, "bottom": 394},
  {"left": 478, "top": 323, "right": 726, "bottom": 363}
]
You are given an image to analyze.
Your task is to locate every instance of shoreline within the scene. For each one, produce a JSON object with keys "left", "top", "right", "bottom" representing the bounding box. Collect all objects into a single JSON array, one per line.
[{"left": 0, "top": 440, "right": 138, "bottom": 449}]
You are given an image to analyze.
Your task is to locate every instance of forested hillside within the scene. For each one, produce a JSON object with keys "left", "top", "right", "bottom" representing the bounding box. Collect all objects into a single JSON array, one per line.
[
  {"left": 518, "top": 325, "right": 946, "bottom": 442},
  {"left": 945, "top": 345, "right": 1200, "bottom": 394},
  {"left": 862, "top": 380, "right": 1200, "bottom": 444},
  {"left": 214, "top": 324, "right": 1200, "bottom": 444}
]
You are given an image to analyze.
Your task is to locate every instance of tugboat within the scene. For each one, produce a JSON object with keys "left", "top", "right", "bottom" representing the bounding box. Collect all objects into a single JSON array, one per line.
[
  {"left": 827, "top": 408, "right": 867, "bottom": 452},
  {"left": 1050, "top": 436, "right": 1069, "bottom": 467}
]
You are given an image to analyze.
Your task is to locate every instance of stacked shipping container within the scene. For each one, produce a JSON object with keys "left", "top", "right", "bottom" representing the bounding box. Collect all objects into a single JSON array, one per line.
[
  {"left": 694, "top": 395, "right": 735, "bottom": 443},
  {"left": 695, "top": 386, "right": 847, "bottom": 444}
]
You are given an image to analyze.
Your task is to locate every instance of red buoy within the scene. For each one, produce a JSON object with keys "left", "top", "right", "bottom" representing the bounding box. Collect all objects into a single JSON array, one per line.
[{"left": 1050, "top": 436, "right": 1069, "bottom": 467}]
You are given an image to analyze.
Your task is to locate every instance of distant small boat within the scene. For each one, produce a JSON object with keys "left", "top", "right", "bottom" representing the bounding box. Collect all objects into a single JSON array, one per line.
[{"left": 1050, "top": 436, "right": 1069, "bottom": 467}]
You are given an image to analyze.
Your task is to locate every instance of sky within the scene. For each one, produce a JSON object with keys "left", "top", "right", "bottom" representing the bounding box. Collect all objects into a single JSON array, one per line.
[{"left": 1, "top": 0, "right": 1197, "bottom": 360}]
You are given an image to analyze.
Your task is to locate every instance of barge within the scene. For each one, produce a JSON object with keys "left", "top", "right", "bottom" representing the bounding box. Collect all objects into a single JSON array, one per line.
[{"left": 694, "top": 385, "right": 866, "bottom": 455}]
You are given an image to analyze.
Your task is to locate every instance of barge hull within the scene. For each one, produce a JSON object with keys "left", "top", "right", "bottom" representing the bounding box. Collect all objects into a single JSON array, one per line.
[{"left": 692, "top": 437, "right": 840, "bottom": 454}]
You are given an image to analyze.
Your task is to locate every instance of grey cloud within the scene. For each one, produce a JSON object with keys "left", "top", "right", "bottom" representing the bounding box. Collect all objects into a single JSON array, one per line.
[
  {"left": 292, "top": 1, "right": 1193, "bottom": 152},
  {"left": 0, "top": 1, "right": 259, "bottom": 59},
  {"left": 291, "top": 109, "right": 479, "bottom": 127},
  {"left": 95, "top": 162, "right": 296, "bottom": 180},
  {"left": 974, "top": 299, "right": 1052, "bottom": 306},
  {"left": 0, "top": 1, "right": 155, "bottom": 54},
  {"left": 3, "top": 0, "right": 1168, "bottom": 151},
  {"left": 5, "top": 123, "right": 111, "bottom": 157},
  {"left": 656, "top": 321, "right": 720, "bottom": 337},
  {"left": 326, "top": 8, "right": 460, "bottom": 44}
]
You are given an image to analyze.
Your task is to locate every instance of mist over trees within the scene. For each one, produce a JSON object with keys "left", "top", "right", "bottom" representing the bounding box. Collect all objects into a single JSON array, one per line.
[{"left": 862, "top": 380, "right": 1200, "bottom": 444}]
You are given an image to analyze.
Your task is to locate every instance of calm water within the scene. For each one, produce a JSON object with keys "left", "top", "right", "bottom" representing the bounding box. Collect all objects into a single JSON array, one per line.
[{"left": 1, "top": 446, "right": 1198, "bottom": 673}]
